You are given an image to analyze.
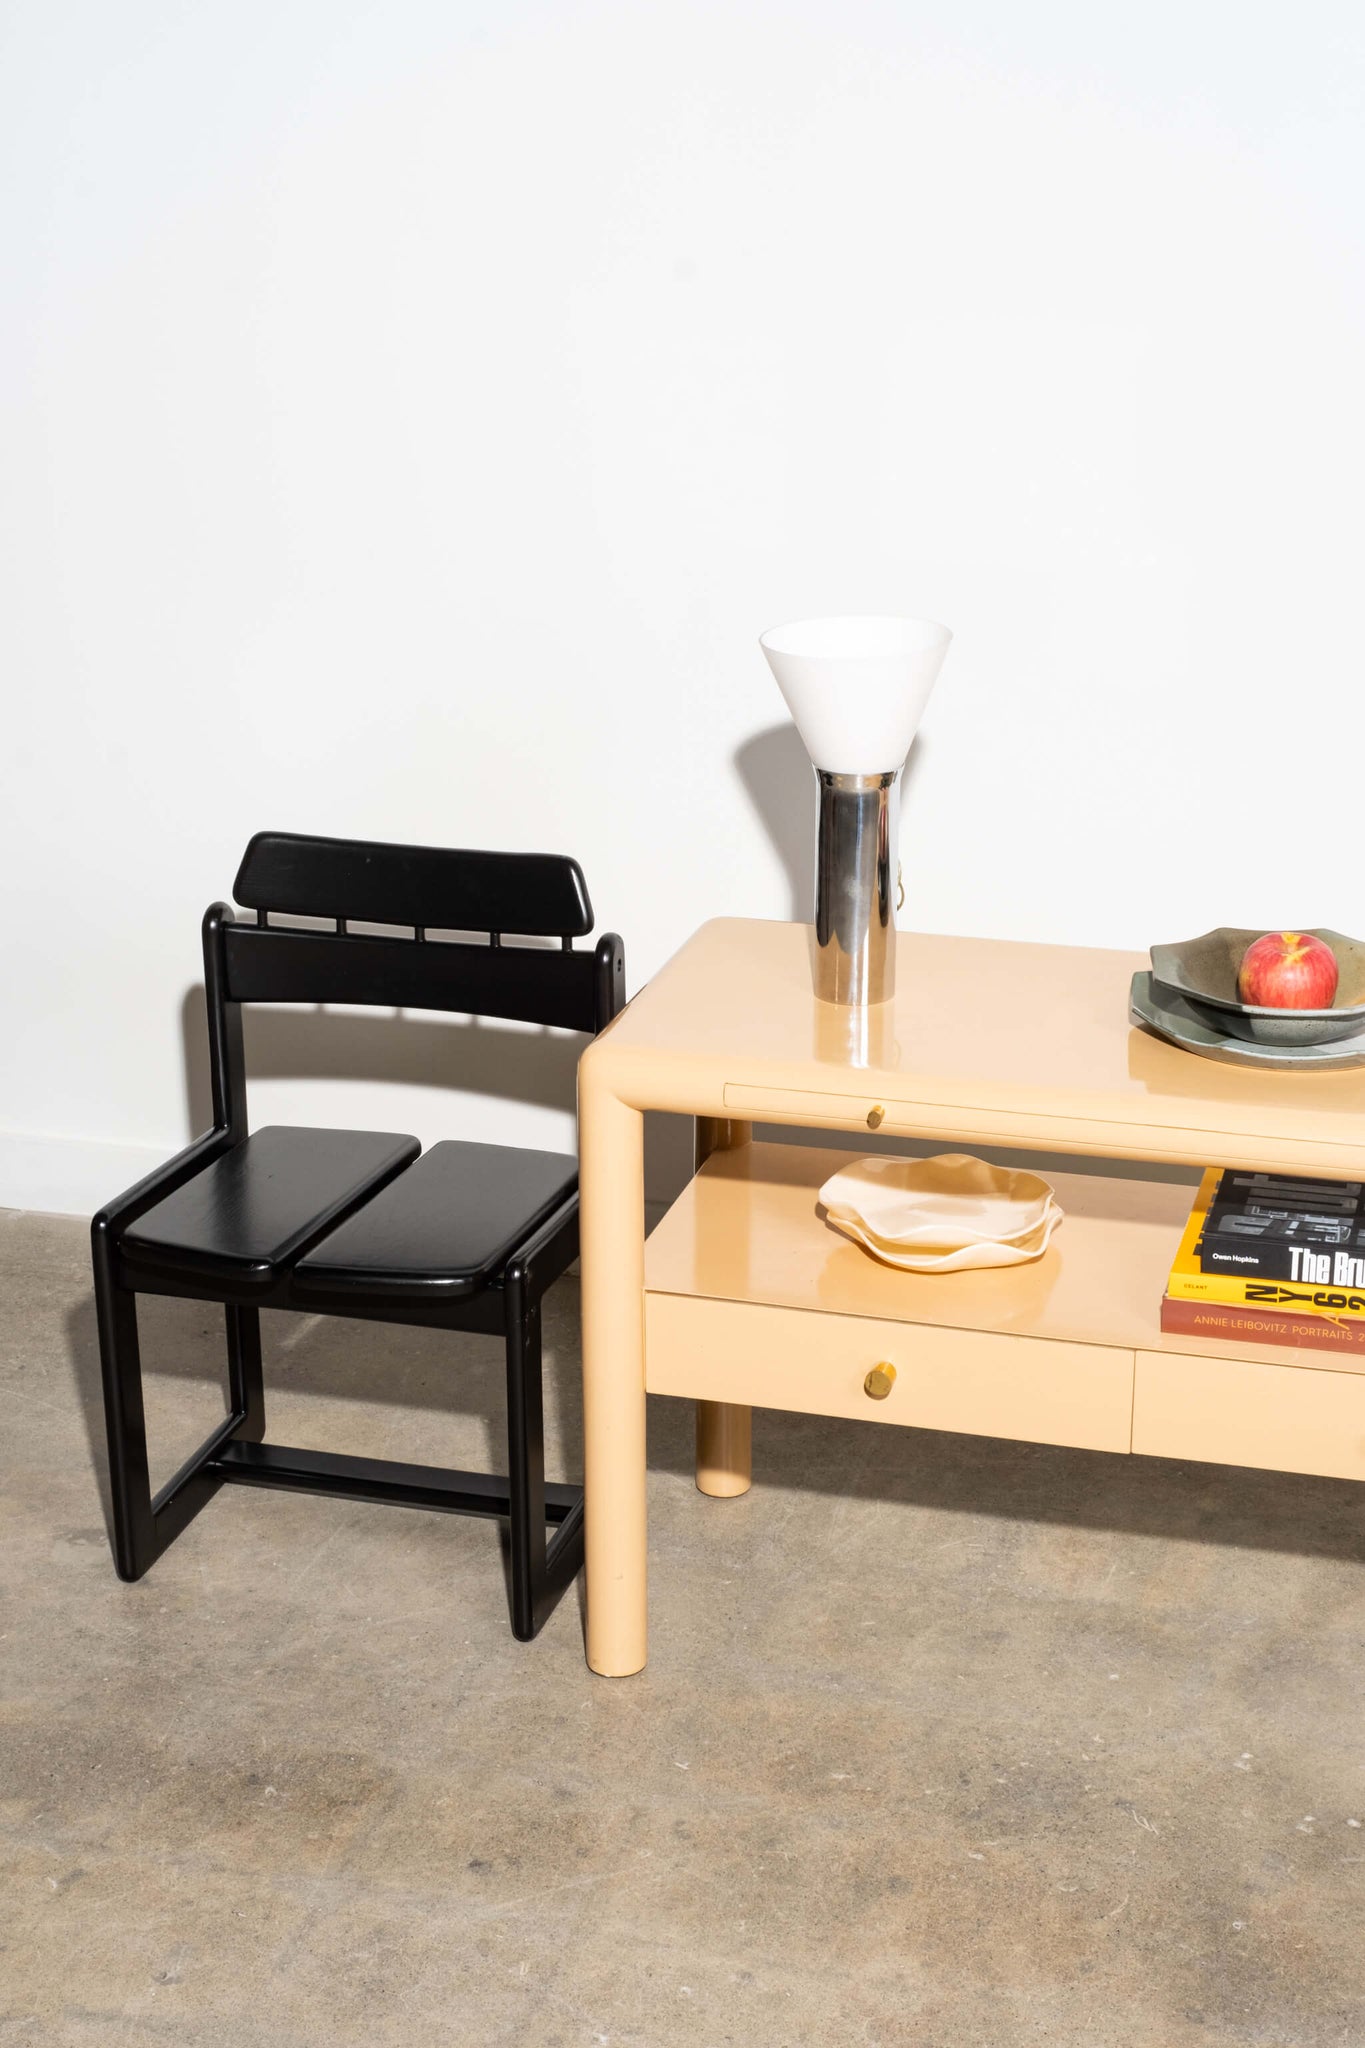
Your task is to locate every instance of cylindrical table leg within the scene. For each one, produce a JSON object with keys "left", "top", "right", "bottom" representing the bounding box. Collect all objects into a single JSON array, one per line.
[
  {"left": 580, "top": 1071, "right": 649, "bottom": 1677},
  {"left": 696, "top": 1398, "right": 753, "bottom": 1498},
  {"left": 694, "top": 1116, "right": 754, "bottom": 1499}
]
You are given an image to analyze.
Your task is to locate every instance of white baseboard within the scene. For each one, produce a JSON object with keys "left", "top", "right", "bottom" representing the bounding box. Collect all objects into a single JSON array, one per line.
[{"left": 0, "top": 1131, "right": 176, "bottom": 1219}]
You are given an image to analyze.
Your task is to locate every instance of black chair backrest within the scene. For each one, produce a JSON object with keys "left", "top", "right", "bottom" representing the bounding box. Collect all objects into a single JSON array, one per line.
[
  {"left": 201, "top": 834, "right": 623, "bottom": 1134},
  {"left": 234, "top": 831, "right": 594, "bottom": 938}
]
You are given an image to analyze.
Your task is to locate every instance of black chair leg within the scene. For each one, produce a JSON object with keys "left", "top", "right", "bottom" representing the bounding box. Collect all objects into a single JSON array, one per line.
[
  {"left": 502, "top": 1270, "right": 585, "bottom": 1640},
  {"left": 92, "top": 1228, "right": 585, "bottom": 1629},
  {"left": 225, "top": 1304, "right": 266, "bottom": 1443},
  {"left": 504, "top": 1282, "right": 548, "bottom": 1641},
  {"left": 92, "top": 1229, "right": 157, "bottom": 1582},
  {"left": 92, "top": 1225, "right": 270, "bottom": 1583}
]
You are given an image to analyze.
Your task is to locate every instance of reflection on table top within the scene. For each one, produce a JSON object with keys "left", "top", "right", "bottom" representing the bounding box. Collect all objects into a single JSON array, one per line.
[{"left": 590, "top": 919, "right": 1365, "bottom": 1171}]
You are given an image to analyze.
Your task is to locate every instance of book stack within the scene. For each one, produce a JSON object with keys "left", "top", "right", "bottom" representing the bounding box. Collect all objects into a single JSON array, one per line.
[{"left": 1163, "top": 1168, "right": 1365, "bottom": 1356}]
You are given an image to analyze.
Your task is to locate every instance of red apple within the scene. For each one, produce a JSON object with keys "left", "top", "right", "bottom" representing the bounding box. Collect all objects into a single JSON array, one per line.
[{"left": 1237, "top": 931, "right": 1339, "bottom": 1009}]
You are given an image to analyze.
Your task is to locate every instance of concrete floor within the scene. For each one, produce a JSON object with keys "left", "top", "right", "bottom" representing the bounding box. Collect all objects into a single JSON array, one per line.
[{"left": 3, "top": 1207, "right": 1364, "bottom": 2047}]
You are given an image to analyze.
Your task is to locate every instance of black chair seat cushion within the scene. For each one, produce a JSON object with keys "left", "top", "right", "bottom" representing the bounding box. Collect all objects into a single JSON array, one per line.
[
  {"left": 292, "top": 1140, "right": 578, "bottom": 1304},
  {"left": 120, "top": 1126, "right": 420, "bottom": 1291}
]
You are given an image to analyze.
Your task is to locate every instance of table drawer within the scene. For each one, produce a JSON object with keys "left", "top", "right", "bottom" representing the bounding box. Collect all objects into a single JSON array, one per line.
[
  {"left": 645, "top": 1293, "right": 1134, "bottom": 1454},
  {"left": 1133, "top": 1351, "right": 1365, "bottom": 1482},
  {"left": 722, "top": 1083, "right": 901, "bottom": 1130}
]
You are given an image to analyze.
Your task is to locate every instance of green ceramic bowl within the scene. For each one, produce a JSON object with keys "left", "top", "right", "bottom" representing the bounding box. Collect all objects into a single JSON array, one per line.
[{"left": 1149, "top": 928, "right": 1365, "bottom": 1046}]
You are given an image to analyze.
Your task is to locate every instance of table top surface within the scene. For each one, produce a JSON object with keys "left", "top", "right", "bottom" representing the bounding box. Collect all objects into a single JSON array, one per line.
[{"left": 591, "top": 919, "right": 1365, "bottom": 1169}]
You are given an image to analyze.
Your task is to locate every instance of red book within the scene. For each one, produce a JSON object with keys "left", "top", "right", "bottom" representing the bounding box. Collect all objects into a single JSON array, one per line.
[{"left": 1160, "top": 1294, "right": 1365, "bottom": 1358}]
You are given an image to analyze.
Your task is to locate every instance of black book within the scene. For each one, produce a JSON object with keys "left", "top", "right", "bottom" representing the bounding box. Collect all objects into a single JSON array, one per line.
[{"left": 1198, "top": 1170, "right": 1365, "bottom": 1284}]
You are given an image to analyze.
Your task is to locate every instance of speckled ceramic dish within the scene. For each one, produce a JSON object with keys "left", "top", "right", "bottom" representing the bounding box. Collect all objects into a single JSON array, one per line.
[
  {"left": 1150, "top": 928, "right": 1365, "bottom": 1046},
  {"left": 1131, "top": 970, "right": 1365, "bottom": 1071}
]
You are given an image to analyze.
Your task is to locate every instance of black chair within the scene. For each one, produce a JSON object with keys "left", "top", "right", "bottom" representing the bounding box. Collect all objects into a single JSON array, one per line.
[{"left": 90, "top": 831, "right": 625, "bottom": 1639}]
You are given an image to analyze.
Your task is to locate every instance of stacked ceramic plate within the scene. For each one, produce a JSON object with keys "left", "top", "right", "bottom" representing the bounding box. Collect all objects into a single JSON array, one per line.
[
  {"left": 818, "top": 1153, "right": 1063, "bottom": 1273},
  {"left": 1130, "top": 928, "right": 1365, "bottom": 1072}
]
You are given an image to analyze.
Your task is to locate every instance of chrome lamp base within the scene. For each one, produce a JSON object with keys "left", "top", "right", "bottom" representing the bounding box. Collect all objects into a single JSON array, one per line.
[{"left": 813, "top": 768, "right": 900, "bottom": 1007}]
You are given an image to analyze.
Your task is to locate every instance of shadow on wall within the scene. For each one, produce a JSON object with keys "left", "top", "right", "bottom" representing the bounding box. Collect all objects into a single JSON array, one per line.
[
  {"left": 180, "top": 988, "right": 587, "bottom": 1135},
  {"left": 734, "top": 722, "right": 813, "bottom": 920},
  {"left": 734, "top": 722, "right": 928, "bottom": 922},
  {"left": 180, "top": 985, "right": 694, "bottom": 1214}
]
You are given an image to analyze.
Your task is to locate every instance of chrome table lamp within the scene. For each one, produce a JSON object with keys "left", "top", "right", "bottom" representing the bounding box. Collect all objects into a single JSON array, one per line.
[{"left": 760, "top": 614, "right": 953, "bottom": 1007}]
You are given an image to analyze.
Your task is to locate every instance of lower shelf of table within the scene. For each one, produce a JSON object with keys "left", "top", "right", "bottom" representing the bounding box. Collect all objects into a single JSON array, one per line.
[{"left": 642, "top": 1143, "right": 1365, "bottom": 1483}]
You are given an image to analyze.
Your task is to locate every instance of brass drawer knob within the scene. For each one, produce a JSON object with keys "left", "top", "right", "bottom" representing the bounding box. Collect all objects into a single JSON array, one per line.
[
  {"left": 867, "top": 1104, "right": 885, "bottom": 1129},
  {"left": 863, "top": 1363, "right": 897, "bottom": 1401}
]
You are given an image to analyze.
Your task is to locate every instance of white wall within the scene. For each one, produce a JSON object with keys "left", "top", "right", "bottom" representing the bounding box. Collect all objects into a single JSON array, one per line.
[{"left": 3, "top": 1, "right": 1364, "bottom": 1213}]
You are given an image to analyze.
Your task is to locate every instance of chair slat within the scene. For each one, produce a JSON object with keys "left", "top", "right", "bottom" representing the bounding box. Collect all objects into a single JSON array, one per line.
[
  {"left": 234, "top": 831, "right": 593, "bottom": 938},
  {"left": 224, "top": 925, "right": 599, "bottom": 1032}
]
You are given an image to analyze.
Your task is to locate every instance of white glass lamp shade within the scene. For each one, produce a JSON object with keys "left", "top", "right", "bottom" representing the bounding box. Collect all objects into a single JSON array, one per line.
[{"left": 759, "top": 613, "right": 953, "bottom": 773}]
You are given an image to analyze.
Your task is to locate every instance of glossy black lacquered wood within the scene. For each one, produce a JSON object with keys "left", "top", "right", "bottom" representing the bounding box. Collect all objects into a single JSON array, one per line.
[
  {"left": 109, "top": 1254, "right": 515, "bottom": 1328},
  {"left": 234, "top": 830, "right": 594, "bottom": 937},
  {"left": 91, "top": 1239, "right": 157, "bottom": 1580},
  {"left": 91, "top": 830, "right": 625, "bottom": 1642},
  {"left": 504, "top": 1232, "right": 549, "bottom": 1639},
  {"left": 224, "top": 1304, "right": 266, "bottom": 1443},
  {"left": 94, "top": 1127, "right": 236, "bottom": 1239},
  {"left": 224, "top": 924, "right": 605, "bottom": 1031},
  {"left": 205, "top": 1442, "right": 582, "bottom": 1522},
  {"left": 204, "top": 904, "right": 246, "bottom": 1142},
  {"left": 293, "top": 1142, "right": 577, "bottom": 1304},
  {"left": 122, "top": 1126, "right": 420, "bottom": 1291}
]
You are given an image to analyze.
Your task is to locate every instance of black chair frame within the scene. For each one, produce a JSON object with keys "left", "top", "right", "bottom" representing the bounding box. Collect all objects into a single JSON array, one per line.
[{"left": 91, "top": 832, "right": 625, "bottom": 1640}]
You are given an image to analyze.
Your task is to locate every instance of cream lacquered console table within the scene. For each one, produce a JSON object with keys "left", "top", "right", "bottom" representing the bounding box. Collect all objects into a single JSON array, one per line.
[{"left": 578, "top": 918, "right": 1365, "bottom": 1677}]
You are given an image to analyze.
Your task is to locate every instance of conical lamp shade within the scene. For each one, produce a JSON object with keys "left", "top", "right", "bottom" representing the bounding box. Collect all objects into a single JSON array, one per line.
[{"left": 759, "top": 613, "right": 953, "bottom": 773}]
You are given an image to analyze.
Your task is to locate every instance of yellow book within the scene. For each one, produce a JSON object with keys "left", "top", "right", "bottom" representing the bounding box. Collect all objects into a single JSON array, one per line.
[{"left": 1166, "top": 1168, "right": 1365, "bottom": 1318}]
